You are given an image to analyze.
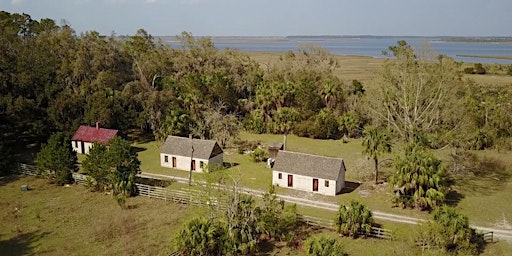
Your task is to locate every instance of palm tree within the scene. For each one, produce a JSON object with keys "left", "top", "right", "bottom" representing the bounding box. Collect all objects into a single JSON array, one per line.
[
  {"left": 362, "top": 126, "right": 392, "bottom": 184},
  {"left": 389, "top": 144, "right": 446, "bottom": 210},
  {"left": 175, "top": 217, "right": 223, "bottom": 255},
  {"left": 334, "top": 200, "right": 374, "bottom": 238}
]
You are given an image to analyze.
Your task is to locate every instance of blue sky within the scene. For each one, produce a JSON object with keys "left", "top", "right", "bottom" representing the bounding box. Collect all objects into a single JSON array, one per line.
[{"left": 1, "top": 0, "right": 511, "bottom": 37}]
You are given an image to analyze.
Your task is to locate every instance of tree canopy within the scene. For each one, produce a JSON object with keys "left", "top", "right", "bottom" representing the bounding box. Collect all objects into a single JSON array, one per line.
[{"left": 35, "top": 132, "right": 77, "bottom": 185}]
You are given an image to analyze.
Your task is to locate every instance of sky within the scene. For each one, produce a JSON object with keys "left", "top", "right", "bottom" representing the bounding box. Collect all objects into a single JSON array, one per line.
[{"left": 1, "top": 0, "right": 511, "bottom": 37}]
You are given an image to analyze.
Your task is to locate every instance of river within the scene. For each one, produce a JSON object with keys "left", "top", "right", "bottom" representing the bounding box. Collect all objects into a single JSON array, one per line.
[{"left": 163, "top": 36, "right": 512, "bottom": 64}]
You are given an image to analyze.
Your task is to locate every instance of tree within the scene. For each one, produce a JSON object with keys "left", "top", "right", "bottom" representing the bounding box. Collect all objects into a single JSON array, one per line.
[
  {"left": 304, "top": 235, "right": 345, "bottom": 256},
  {"left": 362, "top": 125, "right": 392, "bottom": 184},
  {"left": 371, "top": 41, "right": 462, "bottom": 141},
  {"left": 35, "top": 132, "right": 77, "bottom": 185},
  {"left": 258, "top": 185, "right": 297, "bottom": 241},
  {"left": 108, "top": 136, "right": 140, "bottom": 197},
  {"left": 82, "top": 136, "right": 140, "bottom": 197},
  {"left": 334, "top": 200, "right": 374, "bottom": 238},
  {"left": 0, "top": 141, "right": 15, "bottom": 176},
  {"left": 203, "top": 103, "right": 241, "bottom": 148},
  {"left": 175, "top": 217, "right": 225, "bottom": 256},
  {"left": 416, "top": 206, "right": 484, "bottom": 254},
  {"left": 338, "top": 112, "right": 361, "bottom": 138},
  {"left": 389, "top": 144, "right": 447, "bottom": 210},
  {"left": 82, "top": 143, "right": 111, "bottom": 190}
]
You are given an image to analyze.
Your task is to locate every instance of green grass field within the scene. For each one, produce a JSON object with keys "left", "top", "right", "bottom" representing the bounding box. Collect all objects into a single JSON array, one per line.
[
  {"left": 135, "top": 131, "right": 512, "bottom": 229},
  {"left": 0, "top": 175, "right": 204, "bottom": 256},
  {"left": 2, "top": 175, "right": 511, "bottom": 255}
]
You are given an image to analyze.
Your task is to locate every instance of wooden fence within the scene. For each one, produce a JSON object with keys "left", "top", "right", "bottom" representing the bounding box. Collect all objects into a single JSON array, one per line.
[
  {"left": 296, "top": 214, "right": 392, "bottom": 240},
  {"left": 483, "top": 232, "right": 494, "bottom": 243}
]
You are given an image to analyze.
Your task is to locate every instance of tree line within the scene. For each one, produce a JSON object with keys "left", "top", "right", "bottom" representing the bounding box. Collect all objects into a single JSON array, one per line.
[{"left": 2, "top": 11, "right": 511, "bottom": 154}]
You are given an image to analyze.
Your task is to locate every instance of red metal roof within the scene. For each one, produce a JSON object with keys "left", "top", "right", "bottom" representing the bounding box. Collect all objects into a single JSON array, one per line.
[{"left": 71, "top": 125, "right": 118, "bottom": 143}]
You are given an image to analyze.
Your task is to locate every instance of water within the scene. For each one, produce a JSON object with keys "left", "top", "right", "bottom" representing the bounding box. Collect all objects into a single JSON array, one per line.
[{"left": 165, "top": 36, "right": 512, "bottom": 64}]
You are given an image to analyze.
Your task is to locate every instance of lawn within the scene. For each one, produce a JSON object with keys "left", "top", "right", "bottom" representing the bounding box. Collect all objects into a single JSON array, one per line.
[
  {"left": 135, "top": 132, "right": 512, "bottom": 228},
  {"left": 0, "top": 175, "right": 204, "bottom": 256},
  {"left": 2, "top": 175, "right": 510, "bottom": 256}
]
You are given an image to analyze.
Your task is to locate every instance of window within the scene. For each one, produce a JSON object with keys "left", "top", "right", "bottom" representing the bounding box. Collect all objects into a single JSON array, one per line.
[
  {"left": 172, "top": 157, "right": 177, "bottom": 168},
  {"left": 164, "top": 155, "right": 168, "bottom": 163},
  {"left": 278, "top": 173, "right": 282, "bottom": 179},
  {"left": 325, "top": 180, "right": 329, "bottom": 187},
  {"left": 200, "top": 161, "right": 204, "bottom": 168}
]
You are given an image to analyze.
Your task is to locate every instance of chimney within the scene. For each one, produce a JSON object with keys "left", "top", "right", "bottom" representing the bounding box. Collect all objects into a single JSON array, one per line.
[{"left": 96, "top": 122, "right": 100, "bottom": 129}]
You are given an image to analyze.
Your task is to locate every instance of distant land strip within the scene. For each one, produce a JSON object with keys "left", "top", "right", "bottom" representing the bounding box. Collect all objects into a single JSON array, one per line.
[
  {"left": 456, "top": 54, "right": 512, "bottom": 60},
  {"left": 441, "top": 37, "right": 512, "bottom": 43}
]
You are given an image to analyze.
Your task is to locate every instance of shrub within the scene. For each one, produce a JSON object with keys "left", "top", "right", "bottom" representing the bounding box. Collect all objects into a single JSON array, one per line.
[
  {"left": 242, "top": 110, "right": 266, "bottom": 134},
  {"left": 335, "top": 200, "right": 374, "bottom": 238},
  {"left": 304, "top": 235, "right": 345, "bottom": 256},
  {"left": 463, "top": 67, "right": 475, "bottom": 74},
  {"left": 474, "top": 63, "right": 486, "bottom": 74},
  {"left": 415, "top": 206, "right": 484, "bottom": 254},
  {"left": 249, "top": 148, "right": 268, "bottom": 162}
]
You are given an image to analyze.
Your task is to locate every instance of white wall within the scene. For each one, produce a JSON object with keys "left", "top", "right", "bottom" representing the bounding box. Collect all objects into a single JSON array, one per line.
[
  {"left": 160, "top": 153, "right": 222, "bottom": 173},
  {"left": 71, "top": 141, "right": 93, "bottom": 154},
  {"left": 272, "top": 171, "right": 338, "bottom": 196}
]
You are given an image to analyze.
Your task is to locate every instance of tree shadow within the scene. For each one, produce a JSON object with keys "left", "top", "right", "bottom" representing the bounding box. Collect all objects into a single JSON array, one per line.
[
  {"left": 0, "top": 231, "right": 51, "bottom": 256},
  {"left": 338, "top": 181, "right": 361, "bottom": 194},
  {"left": 451, "top": 155, "right": 511, "bottom": 196},
  {"left": 0, "top": 175, "right": 21, "bottom": 187},
  {"left": 130, "top": 146, "right": 147, "bottom": 153},
  {"left": 257, "top": 239, "right": 275, "bottom": 255},
  {"left": 223, "top": 162, "right": 239, "bottom": 168},
  {"left": 444, "top": 190, "right": 465, "bottom": 207}
]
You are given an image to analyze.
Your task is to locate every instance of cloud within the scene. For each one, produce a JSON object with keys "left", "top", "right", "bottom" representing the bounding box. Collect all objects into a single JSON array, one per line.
[
  {"left": 145, "top": 0, "right": 157, "bottom": 3},
  {"left": 11, "top": 0, "right": 26, "bottom": 5}
]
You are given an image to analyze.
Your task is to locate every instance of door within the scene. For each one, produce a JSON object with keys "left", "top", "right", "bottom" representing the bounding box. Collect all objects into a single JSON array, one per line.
[
  {"left": 80, "top": 141, "right": 85, "bottom": 154},
  {"left": 172, "top": 157, "right": 177, "bottom": 168},
  {"left": 287, "top": 175, "right": 293, "bottom": 187},
  {"left": 313, "top": 179, "right": 319, "bottom": 192},
  {"left": 191, "top": 160, "right": 196, "bottom": 171}
]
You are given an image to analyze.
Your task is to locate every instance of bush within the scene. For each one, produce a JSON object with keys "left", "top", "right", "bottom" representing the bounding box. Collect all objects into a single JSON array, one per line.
[
  {"left": 175, "top": 217, "right": 225, "bottom": 256},
  {"left": 309, "top": 109, "right": 340, "bottom": 139},
  {"left": 474, "top": 63, "right": 486, "bottom": 74},
  {"left": 304, "top": 235, "right": 345, "bottom": 256},
  {"left": 415, "top": 206, "right": 484, "bottom": 254},
  {"left": 36, "top": 132, "right": 77, "bottom": 185},
  {"left": 335, "top": 200, "right": 374, "bottom": 238},
  {"left": 242, "top": 110, "right": 266, "bottom": 134},
  {"left": 249, "top": 148, "right": 268, "bottom": 162},
  {"left": 233, "top": 139, "right": 260, "bottom": 154},
  {"left": 463, "top": 67, "right": 475, "bottom": 74}
]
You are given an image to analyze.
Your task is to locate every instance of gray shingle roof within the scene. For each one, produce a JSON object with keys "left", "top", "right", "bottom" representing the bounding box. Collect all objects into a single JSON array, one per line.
[
  {"left": 273, "top": 151, "right": 345, "bottom": 180},
  {"left": 161, "top": 136, "right": 223, "bottom": 159}
]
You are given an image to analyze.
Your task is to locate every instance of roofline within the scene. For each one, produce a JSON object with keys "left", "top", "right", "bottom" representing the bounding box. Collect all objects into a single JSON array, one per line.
[
  {"left": 165, "top": 135, "right": 219, "bottom": 144},
  {"left": 278, "top": 150, "right": 343, "bottom": 161}
]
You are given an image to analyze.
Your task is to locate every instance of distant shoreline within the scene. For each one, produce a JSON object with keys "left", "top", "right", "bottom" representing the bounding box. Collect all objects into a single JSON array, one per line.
[
  {"left": 456, "top": 54, "right": 512, "bottom": 60},
  {"left": 156, "top": 35, "right": 512, "bottom": 44}
]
